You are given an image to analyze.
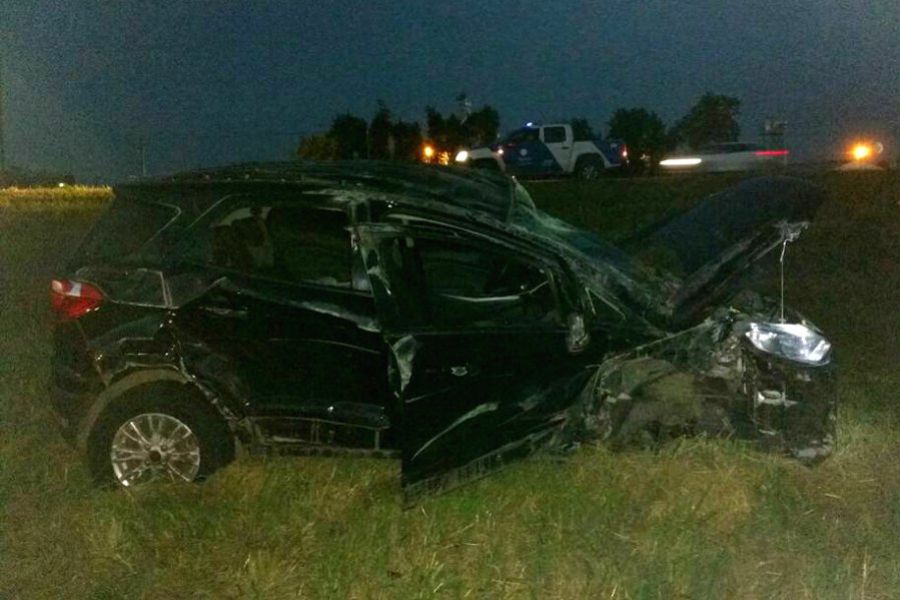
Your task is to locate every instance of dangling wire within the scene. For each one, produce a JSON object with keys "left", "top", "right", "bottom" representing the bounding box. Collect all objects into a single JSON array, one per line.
[
  {"left": 776, "top": 221, "right": 806, "bottom": 323},
  {"left": 779, "top": 238, "right": 789, "bottom": 323}
]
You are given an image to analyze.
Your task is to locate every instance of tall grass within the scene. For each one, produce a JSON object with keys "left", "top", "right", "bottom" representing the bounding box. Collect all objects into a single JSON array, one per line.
[
  {"left": 1, "top": 174, "right": 898, "bottom": 598},
  {"left": 0, "top": 185, "right": 113, "bottom": 210}
]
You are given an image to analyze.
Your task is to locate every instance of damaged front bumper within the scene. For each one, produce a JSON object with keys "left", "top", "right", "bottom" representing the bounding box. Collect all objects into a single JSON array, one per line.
[
  {"left": 744, "top": 348, "right": 836, "bottom": 461},
  {"left": 569, "top": 309, "right": 837, "bottom": 462}
]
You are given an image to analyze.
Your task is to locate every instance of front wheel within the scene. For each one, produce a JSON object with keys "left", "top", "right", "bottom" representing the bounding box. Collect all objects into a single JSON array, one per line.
[
  {"left": 574, "top": 156, "right": 604, "bottom": 181},
  {"left": 87, "top": 383, "right": 235, "bottom": 487}
]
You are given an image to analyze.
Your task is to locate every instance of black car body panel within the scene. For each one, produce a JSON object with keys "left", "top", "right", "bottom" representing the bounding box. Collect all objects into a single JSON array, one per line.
[
  {"left": 355, "top": 221, "right": 615, "bottom": 499},
  {"left": 50, "top": 161, "right": 836, "bottom": 500}
]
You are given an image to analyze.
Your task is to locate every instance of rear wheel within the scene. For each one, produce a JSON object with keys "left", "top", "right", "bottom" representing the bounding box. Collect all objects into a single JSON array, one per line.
[
  {"left": 87, "top": 383, "right": 235, "bottom": 487},
  {"left": 574, "top": 155, "right": 604, "bottom": 181}
]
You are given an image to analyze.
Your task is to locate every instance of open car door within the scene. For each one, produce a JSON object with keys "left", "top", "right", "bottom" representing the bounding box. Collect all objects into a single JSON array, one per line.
[{"left": 356, "top": 222, "right": 599, "bottom": 503}]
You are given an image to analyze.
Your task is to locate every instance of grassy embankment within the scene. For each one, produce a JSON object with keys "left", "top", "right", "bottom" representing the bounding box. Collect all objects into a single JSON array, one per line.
[{"left": 1, "top": 175, "right": 898, "bottom": 598}]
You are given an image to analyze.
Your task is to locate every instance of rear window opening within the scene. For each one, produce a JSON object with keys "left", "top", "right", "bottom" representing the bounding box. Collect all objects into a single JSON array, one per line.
[{"left": 74, "top": 197, "right": 179, "bottom": 264}]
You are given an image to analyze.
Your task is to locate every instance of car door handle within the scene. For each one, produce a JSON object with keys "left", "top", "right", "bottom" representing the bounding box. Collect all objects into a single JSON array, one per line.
[{"left": 449, "top": 365, "right": 469, "bottom": 377}]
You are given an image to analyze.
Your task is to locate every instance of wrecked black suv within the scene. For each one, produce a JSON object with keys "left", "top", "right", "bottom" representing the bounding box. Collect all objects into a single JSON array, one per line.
[{"left": 50, "top": 162, "right": 835, "bottom": 500}]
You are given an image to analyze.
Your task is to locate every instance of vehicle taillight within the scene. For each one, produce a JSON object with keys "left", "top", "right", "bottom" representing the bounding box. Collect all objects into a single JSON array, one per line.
[
  {"left": 755, "top": 150, "right": 789, "bottom": 157},
  {"left": 50, "top": 279, "right": 104, "bottom": 321},
  {"left": 621, "top": 145, "right": 629, "bottom": 159}
]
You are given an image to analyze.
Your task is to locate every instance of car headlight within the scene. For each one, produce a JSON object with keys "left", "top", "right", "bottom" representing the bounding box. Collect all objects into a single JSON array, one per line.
[
  {"left": 744, "top": 322, "right": 832, "bottom": 366},
  {"left": 455, "top": 150, "right": 469, "bottom": 163},
  {"left": 659, "top": 157, "right": 702, "bottom": 167}
]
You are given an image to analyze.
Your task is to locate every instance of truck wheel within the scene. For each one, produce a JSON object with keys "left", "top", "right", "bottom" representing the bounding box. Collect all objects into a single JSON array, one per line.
[
  {"left": 87, "top": 382, "right": 235, "bottom": 487},
  {"left": 574, "top": 156, "right": 604, "bottom": 181}
]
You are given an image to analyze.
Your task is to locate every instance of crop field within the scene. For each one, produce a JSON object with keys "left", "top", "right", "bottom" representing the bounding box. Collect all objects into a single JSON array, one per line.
[{"left": 1, "top": 173, "right": 898, "bottom": 598}]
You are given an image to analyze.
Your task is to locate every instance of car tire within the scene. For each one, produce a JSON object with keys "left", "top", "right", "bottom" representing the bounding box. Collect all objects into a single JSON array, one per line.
[
  {"left": 574, "top": 155, "right": 604, "bottom": 181},
  {"left": 87, "top": 382, "right": 235, "bottom": 487}
]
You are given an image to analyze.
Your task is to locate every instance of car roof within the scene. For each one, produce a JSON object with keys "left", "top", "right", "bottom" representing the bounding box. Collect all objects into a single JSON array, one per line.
[{"left": 116, "top": 161, "right": 516, "bottom": 222}]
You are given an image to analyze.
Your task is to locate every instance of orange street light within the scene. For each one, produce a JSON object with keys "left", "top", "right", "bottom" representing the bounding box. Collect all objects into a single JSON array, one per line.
[{"left": 851, "top": 143, "right": 872, "bottom": 161}]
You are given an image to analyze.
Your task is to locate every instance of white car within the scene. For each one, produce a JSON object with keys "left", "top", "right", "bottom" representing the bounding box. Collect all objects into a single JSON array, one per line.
[{"left": 660, "top": 143, "right": 788, "bottom": 173}]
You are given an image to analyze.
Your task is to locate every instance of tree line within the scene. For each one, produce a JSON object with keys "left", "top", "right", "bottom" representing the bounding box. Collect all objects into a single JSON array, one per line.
[{"left": 298, "top": 92, "right": 742, "bottom": 173}]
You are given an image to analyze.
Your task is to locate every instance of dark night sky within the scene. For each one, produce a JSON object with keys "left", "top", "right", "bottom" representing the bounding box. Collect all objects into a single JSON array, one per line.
[{"left": 2, "top": 1, "right": 898, "bottom": 181}]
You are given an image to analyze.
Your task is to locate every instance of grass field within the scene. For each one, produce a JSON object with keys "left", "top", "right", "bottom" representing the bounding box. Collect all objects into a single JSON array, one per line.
[{"left": 1, "top": 174, "right": 898, "bottom": 599}]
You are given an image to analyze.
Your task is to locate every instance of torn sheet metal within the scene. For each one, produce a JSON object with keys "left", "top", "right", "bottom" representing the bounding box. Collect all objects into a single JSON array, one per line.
[{"left": 562, "top": 301, "right": 836, "bottom": 463}]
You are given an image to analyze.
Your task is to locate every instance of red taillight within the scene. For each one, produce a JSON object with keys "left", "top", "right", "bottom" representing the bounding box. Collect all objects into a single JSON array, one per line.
[
  {"left": 756, "top": 150, "right": 789, "bottom": 157},
  {"left": 621, "top": 146, "right": 629, "bottom": 159},
  {"left": 50, "top": 279, "right": 104, "bottom": 321}
]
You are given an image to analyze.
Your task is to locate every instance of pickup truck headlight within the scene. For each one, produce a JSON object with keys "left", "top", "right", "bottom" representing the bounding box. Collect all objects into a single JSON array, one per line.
[
  {"left": 744, "top": 322, "right": 832, "bottom": 366},
  {"left": 455, "top": 150, "right": 469, "bottom": 163}
]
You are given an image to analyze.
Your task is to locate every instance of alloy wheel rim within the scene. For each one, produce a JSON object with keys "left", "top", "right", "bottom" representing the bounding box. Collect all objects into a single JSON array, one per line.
[{"left": 110, "top": 413, "right": 201, "bottom": 486}]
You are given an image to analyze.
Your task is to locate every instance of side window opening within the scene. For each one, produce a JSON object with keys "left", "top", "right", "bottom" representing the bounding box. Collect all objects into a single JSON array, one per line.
[
  {"left": 505, "top": 128, "right": 540, "bottom": 145},
  {"left": 210, "top": 205, "right": 275, "bottom": 273},
  {"left": 391, "top": 237, "right": 560, "bottom": 329},
  {"left": 189, "top": 201, "right": 355, "bottom": 288},
  {"left": 267, "top": 207, "right": 351, "bottom": 286},
  {"left": 543, "top": 126, "right": 567, "bottom": 144}
]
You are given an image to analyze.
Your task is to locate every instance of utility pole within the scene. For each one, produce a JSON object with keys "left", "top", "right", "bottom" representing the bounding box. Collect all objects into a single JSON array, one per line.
[
  {"left": 0, "top": 59, "right": 6, "bottom": 172},
  {"left": 138, "top": 136, "right": 147, "bottom": 177}
]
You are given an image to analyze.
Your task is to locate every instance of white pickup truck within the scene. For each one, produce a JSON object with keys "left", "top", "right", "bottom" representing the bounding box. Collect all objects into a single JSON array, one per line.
[{"left": 456, "top": 123, "right": 627, "bottom": 179}]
